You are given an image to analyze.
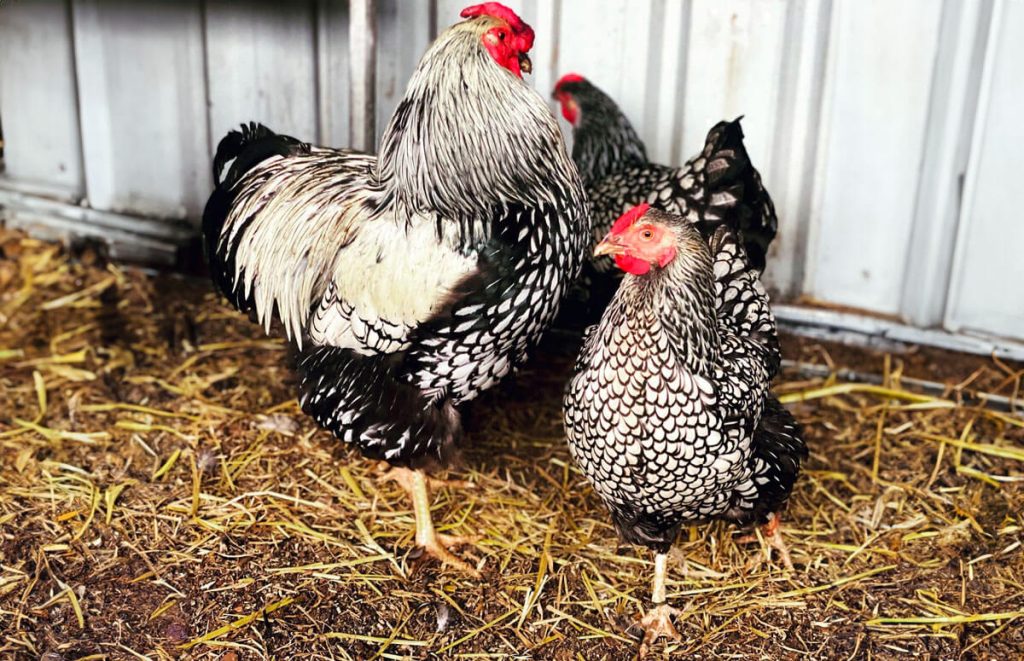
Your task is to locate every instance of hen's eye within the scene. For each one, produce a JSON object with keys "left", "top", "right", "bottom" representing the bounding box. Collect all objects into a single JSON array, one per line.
[
  {"left": 498, "top": 30, "right": 506, "bottom": 40},
  {"left": 641, "top": 229, "right": 653, "bottom": 240}
]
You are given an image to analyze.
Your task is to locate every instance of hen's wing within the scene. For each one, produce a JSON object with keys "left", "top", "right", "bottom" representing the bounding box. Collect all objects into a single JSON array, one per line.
[
  {"left": 709, "top": 226, "right": 778, "bottom": 365},
  {"left": 708, "top": 227, "right": 806, "bottom": 519},
  {"left": 706, "top": 225, "right": 778, "bottom": 422}
]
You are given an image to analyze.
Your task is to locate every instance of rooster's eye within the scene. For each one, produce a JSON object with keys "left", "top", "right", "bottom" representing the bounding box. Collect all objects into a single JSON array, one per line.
[{"left": 497, "top": 30, "right": 506, "bottom": 40}]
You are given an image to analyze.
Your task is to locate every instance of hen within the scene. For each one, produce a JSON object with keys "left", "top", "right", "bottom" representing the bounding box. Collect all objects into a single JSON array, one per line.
[
  {"left": 203, "top": 3, "right": 588, "bottom": 574},
  {"left": 552, "top": 74, "right": 777, "bottom": 321},
  {"left": 563, "top": 204, "right": 805, "bottom": 650}
]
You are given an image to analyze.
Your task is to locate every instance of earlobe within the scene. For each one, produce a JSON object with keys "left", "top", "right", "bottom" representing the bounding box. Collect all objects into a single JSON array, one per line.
[{"left": 657, "top": 246, "right": 677, "bottom": 268}]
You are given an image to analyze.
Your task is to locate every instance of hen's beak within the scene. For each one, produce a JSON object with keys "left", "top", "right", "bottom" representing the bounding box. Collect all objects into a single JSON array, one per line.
[
  {"left": 518, "top": 52, "right": 532, "bottom": 74},
  {"left": 594, "top": 236, "right": 625, "bottom": 257}
]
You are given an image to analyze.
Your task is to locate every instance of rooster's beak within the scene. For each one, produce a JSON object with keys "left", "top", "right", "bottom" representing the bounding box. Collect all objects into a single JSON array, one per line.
[
  {"left": 594, "top": 236, "right": 625, "bottom": 257},
  {"left": 518, "top": 52, "right": 532, "bottom": 75}
]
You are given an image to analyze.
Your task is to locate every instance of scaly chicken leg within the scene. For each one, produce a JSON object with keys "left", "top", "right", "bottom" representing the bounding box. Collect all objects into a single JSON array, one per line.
[
  {"left": 736, "top": 512, "right": 795, "bottom": 571},
  {"left": 382, "top": 467, "right": 481, "bottom": 577},
  {"left": 637, "top": 552, "right": 681, "bottom": 655}
]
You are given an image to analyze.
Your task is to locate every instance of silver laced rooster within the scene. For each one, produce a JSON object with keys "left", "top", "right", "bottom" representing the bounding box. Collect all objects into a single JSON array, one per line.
[
  {"left": 552, "top": 73, "right": 777, "bottom": 323},
  {"left": 563, "top": 204, "right": 805, "bottom": 650},
  {"left": 203, "top": 3, "right": 589, "bottom": 575}
]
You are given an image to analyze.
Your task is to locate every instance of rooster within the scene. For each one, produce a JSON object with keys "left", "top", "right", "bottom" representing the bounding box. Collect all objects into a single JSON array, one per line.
[
  {"left": 552, "top": 74, "right": 777, "bottom": 322},
  {"left": 203, "top": 3, "right": 589, "bottom": 574},
  {"left": 563, "top": 205, "right": 805, "bottom": 650}
]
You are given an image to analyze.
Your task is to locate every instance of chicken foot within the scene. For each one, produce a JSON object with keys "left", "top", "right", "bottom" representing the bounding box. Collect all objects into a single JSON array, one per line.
[
  {"left": 636, "top": 552, "right": 681, "bottom": 656},
  {"left": 736, "top": 512, "right": 795, "bottom": 571},
  {"left": 381, "top": 466, "right": 481, "bottom": 577}
]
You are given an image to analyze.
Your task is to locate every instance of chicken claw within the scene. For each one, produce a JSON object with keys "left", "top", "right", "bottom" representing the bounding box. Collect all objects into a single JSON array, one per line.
[
  {"left": 636, "top": 603, "right": 682, "bottom": 656},
  {"left": 381, "top": 466, "right": 482, "bottom": 577}
]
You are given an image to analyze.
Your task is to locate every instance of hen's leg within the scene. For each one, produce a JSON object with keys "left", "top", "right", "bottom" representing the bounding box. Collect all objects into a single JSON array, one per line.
[
  {"left": 382, "top": 467, "right": 481, "bottom": 577},
  {"left": 736, "top": 512, "right": 795, "bottom": 571},
  {"left": 636, "top": 552, "right": 681, "bottom": 655}
]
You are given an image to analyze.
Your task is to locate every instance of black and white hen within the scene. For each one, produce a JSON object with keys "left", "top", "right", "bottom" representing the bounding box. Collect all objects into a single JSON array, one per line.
[{"left": 562, "top": 204, "right": 805, "bottom": 649}]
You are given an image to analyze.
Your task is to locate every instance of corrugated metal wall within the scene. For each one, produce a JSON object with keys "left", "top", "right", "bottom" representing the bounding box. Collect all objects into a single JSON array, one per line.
[{"left": 0, "top": 0, "right": 1020, "bottom": 342}]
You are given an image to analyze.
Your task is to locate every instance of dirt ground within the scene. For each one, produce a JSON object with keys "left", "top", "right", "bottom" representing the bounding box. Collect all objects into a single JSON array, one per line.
[{"left": 1, "top": 230, "right": 1022, "bottom": 660}]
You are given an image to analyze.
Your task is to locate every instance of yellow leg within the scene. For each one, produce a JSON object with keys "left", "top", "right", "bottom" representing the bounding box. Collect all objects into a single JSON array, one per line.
[
  {"left": 382, "top": 467, "right": 481, "bottom": 577},
  {"left": 637, "top": 552, "right": 681, "bottom": 655}
]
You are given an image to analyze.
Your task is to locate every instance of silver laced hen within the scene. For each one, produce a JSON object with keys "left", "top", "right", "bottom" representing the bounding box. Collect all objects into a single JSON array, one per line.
[{"left": 562, "top": 204, "right": 805, "bottom": 650}]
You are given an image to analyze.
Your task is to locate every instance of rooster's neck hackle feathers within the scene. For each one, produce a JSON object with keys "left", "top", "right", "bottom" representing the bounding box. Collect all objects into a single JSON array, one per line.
[{"left": 378, "top": 21, "right": 582, "bottom": 244}]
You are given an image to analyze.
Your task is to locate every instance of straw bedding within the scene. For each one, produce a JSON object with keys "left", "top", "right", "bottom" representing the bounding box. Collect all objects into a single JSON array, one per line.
[{"left": 1, "top": 228, "right": 1022, "bottom": 659}]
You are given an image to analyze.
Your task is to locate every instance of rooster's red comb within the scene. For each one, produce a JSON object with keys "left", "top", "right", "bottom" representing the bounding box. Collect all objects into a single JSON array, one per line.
[
  {"left": 555, "top": 73, "right": 586, "bottom": 90},
  {"left": 611, "top": 204, "right": 652, "bottom": 235},
  {"left": 460, "top": 3, "right": 535, "bottom": 51}
]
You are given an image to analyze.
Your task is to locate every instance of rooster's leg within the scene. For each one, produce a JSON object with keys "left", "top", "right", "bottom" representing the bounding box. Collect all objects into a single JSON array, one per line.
[
  {"left": 382, "top": 467, "right": 481, "bottom": 577},
  {"left": 636, "top": 552, "right": 681, "bottom": 655},
  {"left": 736, "top": 512, "right": 795, "bottom": 571}
]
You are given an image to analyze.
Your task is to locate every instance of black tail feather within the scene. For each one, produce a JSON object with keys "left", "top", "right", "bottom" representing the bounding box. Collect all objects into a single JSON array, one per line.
[
  {"left": 698, "top": 118, "right": 778, "bottom": 273},
  {"left": 211, "top": 121, "right": 304, "bottom": 188},
  {"left": 744, "top": 397, "right": 807, "bottom": 522},
  {"left": 202, "top": 122, "right": 307, "bottom": 311}
]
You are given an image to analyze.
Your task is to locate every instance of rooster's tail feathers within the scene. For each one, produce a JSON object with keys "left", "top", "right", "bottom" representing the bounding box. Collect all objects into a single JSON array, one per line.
[
  {"left": 202, "top": 122, "right": 307, "bottom": 313},
  {"left": 211, "top": 122, "right": 304, "bottom": 188}
]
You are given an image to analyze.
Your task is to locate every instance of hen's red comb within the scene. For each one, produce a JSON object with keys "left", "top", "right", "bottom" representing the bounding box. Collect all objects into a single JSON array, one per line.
[
  {"left": 555, "top": 73, "right": 586, "bottom": 90},
  {"left": 461, "top": 3, "right": 535, "bottom": 50},
  {"left": 611, "top": 204, "right": 651, "bottom": 235}
]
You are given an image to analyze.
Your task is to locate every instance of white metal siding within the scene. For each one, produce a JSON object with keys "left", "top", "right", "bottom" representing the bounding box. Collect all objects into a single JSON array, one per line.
[
  {"left": 945, "top": 0, "right": 1024, "bottom": 340},
  {"left": 205, "top": 1, "right": 320, "bottom": 152},
  {"left": 0, "top": 0, "right": 84, "bottom": 197},
  {"left": 0, "top": 0, "right": 1018, "bottom": 342},
  {"left": 806, "top": 0, "right": 944, "bottom": 316},
  {"left": 70, "top": 0, "right": 210, "bottom": 219}
]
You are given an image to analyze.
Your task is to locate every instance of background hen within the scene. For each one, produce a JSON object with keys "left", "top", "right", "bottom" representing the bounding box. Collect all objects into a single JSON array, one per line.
[
  {"left": 563, "top": 204, "right": 806, "bottom": 650},
  {"left": 552, "top": 74, "right": 778, "bottom": 322},
  {"left": 202, "top": 3, "right": 589, "bottom": 574}
]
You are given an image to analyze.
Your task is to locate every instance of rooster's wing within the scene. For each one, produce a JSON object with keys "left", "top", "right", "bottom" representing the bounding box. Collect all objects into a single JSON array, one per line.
[{"left": 206, "top": 125, "right": 478, "bottom": 354}]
